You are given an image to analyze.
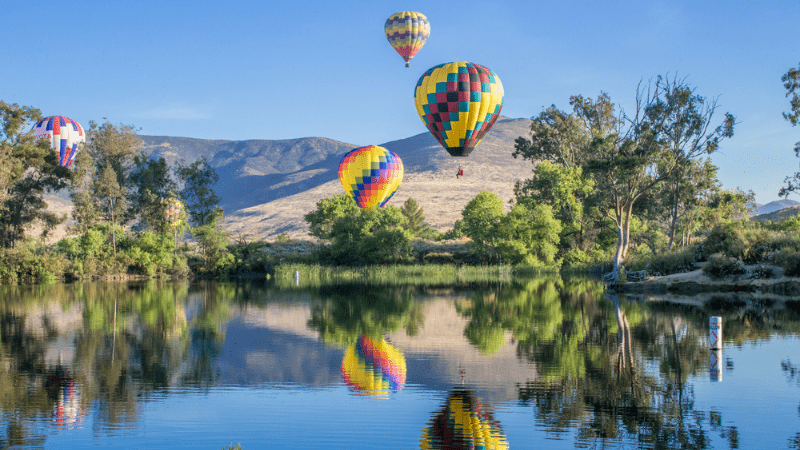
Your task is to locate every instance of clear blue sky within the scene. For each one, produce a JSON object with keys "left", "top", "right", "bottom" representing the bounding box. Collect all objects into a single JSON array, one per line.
[{"left": 2, "top": 0, "right": 798, "bottom": 204}]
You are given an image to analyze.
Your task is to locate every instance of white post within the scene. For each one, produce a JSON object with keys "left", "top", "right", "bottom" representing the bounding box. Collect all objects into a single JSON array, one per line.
[
  {"left": 710, "top": 348, "right": 723, "bottom": 382},
  {"left": 295, "top": 270, "right": 299, "bottom": 286},
  {"left": 709, "top": 316, "right": 722, "bottom": 349}
]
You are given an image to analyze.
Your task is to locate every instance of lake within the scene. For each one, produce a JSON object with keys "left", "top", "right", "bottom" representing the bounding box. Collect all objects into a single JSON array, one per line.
[{"left": 1, "top": 277, "right": 799, "bottom": 449}]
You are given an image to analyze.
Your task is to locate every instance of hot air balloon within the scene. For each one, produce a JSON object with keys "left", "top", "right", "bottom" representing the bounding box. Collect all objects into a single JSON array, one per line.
[
  {"left": 338, "top": 145, "right": 403, "bottom": 210},
  {"left": 414, "top": 62, "right": 504, "bottom": 157},
  {"left": 385, "top": 11, "right": 430, "bottom": 67},
  {"left": 163, "top": 197, "right": 183, "bottom": 226},
  {"left": 421, "top": 388, "right": 508, "bottom": 449},
  {"left": 31, "top": 116, "right": 85, "bottom": 167},
  {"left": 341, "top": 336, "right": 407, "bottom": 397}
]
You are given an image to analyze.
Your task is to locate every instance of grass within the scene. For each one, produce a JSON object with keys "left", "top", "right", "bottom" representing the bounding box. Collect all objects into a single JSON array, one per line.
[{"left": 272, "top": 263, "right": 558, "bottom": 287}]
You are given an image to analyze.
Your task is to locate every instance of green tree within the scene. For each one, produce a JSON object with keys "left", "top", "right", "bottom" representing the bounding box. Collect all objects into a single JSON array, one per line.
[
  {"left": 514, "top": 160, "right": 595, "bottom": 253},
  {"left": 0, "top": 102, "right": 70, "bottom": 248},
  {"left": 71, "top": 121, "right": 141, "bottom": 236},
  {"left": 192, "top": 213, "right": 234, "bottom": 274},
  {"left": 514, "top": 78, "right": 734, "bottom": 279},
  {"left": 400, "top": 198, "right": 425, "bottom": 235},
  {"left": 130, "top": 156, "right": 178, "bottom": 233},
  {"left": 176, "top": 157, "right": 220, "bottom": 227},
  {"left": 304, "top": 194, "right": 360, "bottom": 241},
  {"left": 645, "top": 76, "right": 735, "bottom": 250},
  {"left": 497, "top": 204, "right": 562, "bottom": 265},
  {"left": 326, "top": 205, "right": 412, "bottom": 265},
  {"left": 780, "top": 62, "right": 800, "bottom": 197},
  {"left": 460, "top": 191, "right": 505, "bottom": 260}
]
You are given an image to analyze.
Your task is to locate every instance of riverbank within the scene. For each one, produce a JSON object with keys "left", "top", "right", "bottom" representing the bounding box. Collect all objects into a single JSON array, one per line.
[{"left": 616, "top": 264, "right": 800, "bottom": 296}]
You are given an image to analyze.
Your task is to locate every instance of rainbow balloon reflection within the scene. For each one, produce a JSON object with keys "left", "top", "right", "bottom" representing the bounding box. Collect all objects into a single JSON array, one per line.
[
  {"left": 341, "top": 336, "right": 407, "bottom": 397},
  {"left": 421, "top": 389, "right": 508, "bottom": 449}
]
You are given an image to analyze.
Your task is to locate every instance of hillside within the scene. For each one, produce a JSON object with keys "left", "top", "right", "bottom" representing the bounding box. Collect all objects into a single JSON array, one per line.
[
  {"left": 42, "top": 117, "right": 535, "bottom": 242},
  {"left": 755, "top": 199, "right": 800, "bottom": 216},
  {"left": 753, "top": 205, "right": 800, "bottom": 222}
]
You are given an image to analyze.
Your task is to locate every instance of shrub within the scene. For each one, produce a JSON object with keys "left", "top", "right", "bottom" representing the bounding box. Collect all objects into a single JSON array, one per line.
[
  {"left": 772, "top": 248, "right": 800, "bottom": 277},
  {"left": 627, "top": 246, "right": 696, "bottom": 276},
  {"left": 748, "top": 264, "right": 775, "bottom": 279},
  {"left": 702, "top": 253, "right": 747, "bottom": 280}
]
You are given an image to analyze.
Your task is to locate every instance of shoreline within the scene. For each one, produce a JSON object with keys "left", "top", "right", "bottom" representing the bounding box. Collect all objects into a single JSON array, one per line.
[{"left": 615, "top": 267, "right": 800, "bottom": 297}]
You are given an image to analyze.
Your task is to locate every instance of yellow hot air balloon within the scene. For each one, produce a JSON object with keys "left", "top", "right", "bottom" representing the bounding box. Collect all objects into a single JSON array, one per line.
[
  {"left": 338, "top": 145, "right": 404, "bottom": 210},
  {"left": 341, "top": 336, "right": 407, "bottom": 397},
  {"left": 421, "top": 388, "right": 509, "bottom": 449},
  {"left": 385, "top": 11, "right": 430, "bottom": 67},
  {"left": 414, "top": 62, "right": 504, "bottom": 157}
]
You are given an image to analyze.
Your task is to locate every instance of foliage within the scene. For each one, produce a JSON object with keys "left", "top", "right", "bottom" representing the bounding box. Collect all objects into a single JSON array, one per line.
[
  {"left": 130, "top": 155, "right": 179, "bottom": 233},
  {"left": 304, "top": 194, "right": 360, "bottom": 241},
  {"left": 702, "top": 253, "right": 747, "bottom": 280},
  {"left": 191, "top": 215, "right": 235, "bottom": 275},
  {"left": 513, "top": 77, "right": 735, "bottom": 273},
  {"left": 460, "top": 191, "right": 505, "bottom": 259},
  {"left": 325, "top": 206, "right": 413, "bottom": 265},
  {"left": 176, "top": 157, "right": 221, "bottom": 227},
  {"left": 460, "top": 191, "right": 562, "bottom": 266},
  {"left": 626, "top": 246, "right": 696, "bottom": 276},
  {"left": 0, "top": 102, "right": 70, "bottom": 248}
]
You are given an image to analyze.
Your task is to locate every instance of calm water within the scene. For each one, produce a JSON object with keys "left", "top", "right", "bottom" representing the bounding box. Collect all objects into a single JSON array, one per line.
[{"left": 1, "top": 277, "right": 799, "bottom": 449}]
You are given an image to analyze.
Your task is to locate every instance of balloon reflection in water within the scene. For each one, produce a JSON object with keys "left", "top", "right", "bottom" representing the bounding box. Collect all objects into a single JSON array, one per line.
[
  {"left": 341, "top": 336, "right": 407, "bottom": 397},
  {"left": 421, "top": 388, "right": 508, "bottom": 449},
  {"left": 46, "top": 368, "right": 83, "bottom": 428}
]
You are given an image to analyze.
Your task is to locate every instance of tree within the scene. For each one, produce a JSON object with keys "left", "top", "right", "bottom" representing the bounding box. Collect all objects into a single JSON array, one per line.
[
  {"left": 304, "top": 194, "right": 360, "bottom": 241},
  {"left": 71, "top": 121, "right": 141, "bottom": 232},
  {"left": 496, "top": 204, "right": 562, "bottom": 265},
  {"left": 326, "top": 205, "right": 413, "bottom": 265},
  {"left": 780, "top": 62, "right": 800, "bottom": 197},
  {"left": 460, "top": 191, "right": 505, "bottom": 260},
  {"left": 130, "top": 155, "right": 178, "bottom": 233},
  {"left": 176, "top": 157, "right": 220, "bottom": 227},
  {"left": 0, "top": 102, "right": 70, "bottom": 248},
  {"left": 514, "top": 160, "right": 595, "bottom": 253},
  {"left": 514, "top": 78, "right": 734, "bottom": 278}
]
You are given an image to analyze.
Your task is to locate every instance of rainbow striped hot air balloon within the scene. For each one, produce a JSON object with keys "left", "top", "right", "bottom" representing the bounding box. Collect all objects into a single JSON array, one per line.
[
  {"left": 421, "top": 389, "right": 508, "bottom": 449},
  {"left": 31, "top": 116, "right": 85, "bottom": 167},
  {"left": 338, "top": 145, "right": 403, "bottom": 210},
  {"left": 414, "top": 62, "right": 504, "bottom": 157},
  {"left": 385, "top": 11, "right": 430, "bottom": 67},
  {"left": 341, "top": 336, "right": 407, "bottom": 397}
]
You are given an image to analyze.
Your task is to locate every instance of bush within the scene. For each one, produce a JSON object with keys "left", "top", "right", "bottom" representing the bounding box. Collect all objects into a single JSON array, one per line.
[
  {"left": 699, "top": 222, "right": 770, "bottom": 263},
  {"left": 627, "top": 246, "right": 696, "bottom": 276},
  {"left": 748, "top": 264, "right": 775, "bottom": 279},
  {"left": 702, "top": 253, "right": 747, "bottom": 280},
  {"left": 772, "top": 247, "right": 800, "bottom": 277}
]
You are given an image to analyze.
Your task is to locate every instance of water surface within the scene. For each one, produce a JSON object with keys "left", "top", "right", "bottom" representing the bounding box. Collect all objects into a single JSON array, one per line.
[{"left": 1, "top": 278, "right": 798, "bottom": 449}]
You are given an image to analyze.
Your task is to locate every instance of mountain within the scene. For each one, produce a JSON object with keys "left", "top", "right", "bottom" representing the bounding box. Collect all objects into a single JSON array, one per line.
[
  {"left": 125, "top": 117, "right": 535, "bottom": 241},
  {"left": 754, "top": 199, "right": 800, "bottom": 216},
  {"left": 752, "top": 205, "right": 800, "bottom": 222}
]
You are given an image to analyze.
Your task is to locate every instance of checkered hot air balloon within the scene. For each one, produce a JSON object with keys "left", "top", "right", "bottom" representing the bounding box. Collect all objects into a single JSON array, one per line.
[
  {"left": 30, "top": 116, "right": 85, "bottom": 167},
  {"left": 385, "top": 11, "right": 430, "bottom": 68},
  {"left": 414, "top": 62, "right": 504, "bottom": 157},
  {"left": 421, "top": 388, "right": 508, "bottom": 450},
  {"left": 340, "top": 336, "right": 407, "bottom": 397},
  {"left": 338, "top": 145, "right": 403, "bottom": 210},
  {"left": 163, "top": 197, "right": 183, "bottom": 227}
]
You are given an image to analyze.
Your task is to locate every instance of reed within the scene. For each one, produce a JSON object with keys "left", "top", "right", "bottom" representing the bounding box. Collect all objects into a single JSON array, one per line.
[{"left": 272, "top": 263, "right": 557, "bottom": 287}]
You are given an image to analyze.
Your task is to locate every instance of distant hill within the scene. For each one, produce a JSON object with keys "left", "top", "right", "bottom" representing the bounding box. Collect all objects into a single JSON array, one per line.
[
  {"left": 42, "top": 117, "right": 534, "bottom": 242},
  {"left": 754, "top": 199, "right": 800, "bottom": 216},
  {"left": 752, "top": 205, "right": 800, "bottom": 222}
]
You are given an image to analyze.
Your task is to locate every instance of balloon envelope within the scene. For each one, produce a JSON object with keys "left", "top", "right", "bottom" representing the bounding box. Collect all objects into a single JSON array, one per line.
[
  {"left": 31, "top": 116, "right": 85, "bottom": 167},
  {"left": 421, "top": 388, "right": 508, "bottom": 449},
  {"left": 341, "top": 336, "right": 407, "bottom": 397},
  {"left": 385, "top": 11, "right": 430, "bottom": 67},
  {"left": 414, "top": 62, "right": 504, "bottom": 157},
  {"left": 164, "top": 197, "right": 182, "bottom": 226},
  {"left": 338, "top": 145, "right": 403, "bottom": 210}
]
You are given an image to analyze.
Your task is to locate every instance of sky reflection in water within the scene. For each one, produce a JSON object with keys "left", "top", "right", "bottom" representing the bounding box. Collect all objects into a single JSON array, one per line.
[{"left": 0, "top": 279, "right": 798, "bottom": 449}]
